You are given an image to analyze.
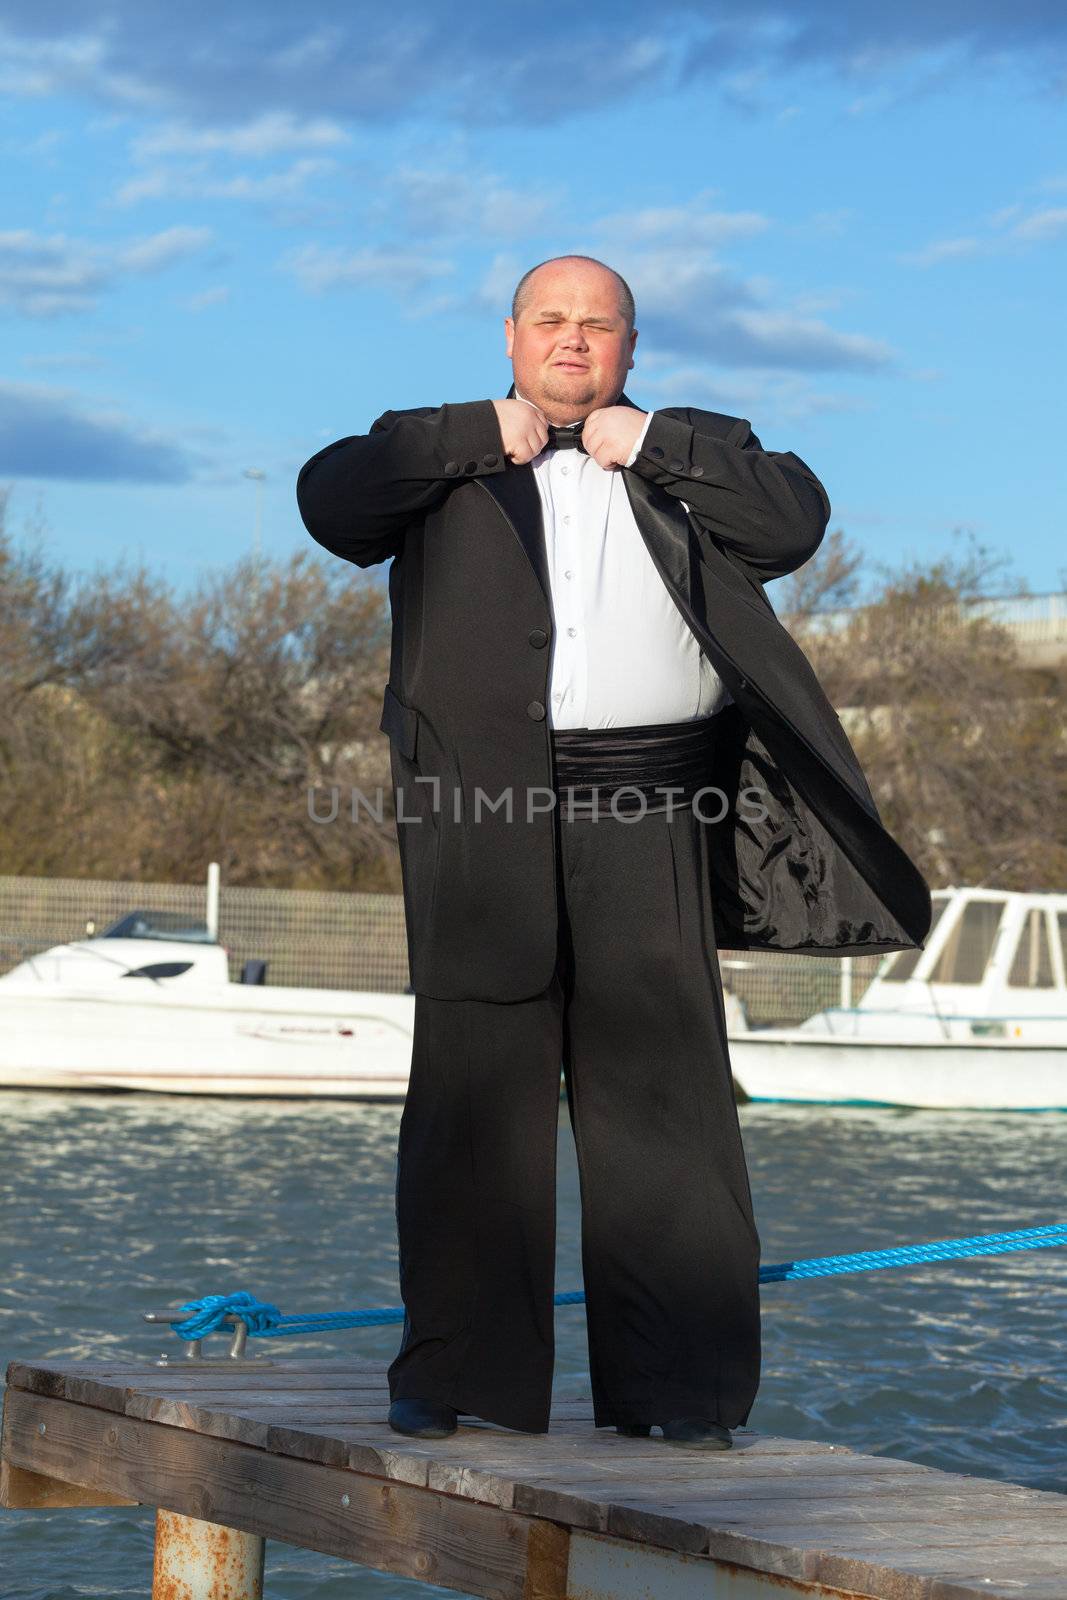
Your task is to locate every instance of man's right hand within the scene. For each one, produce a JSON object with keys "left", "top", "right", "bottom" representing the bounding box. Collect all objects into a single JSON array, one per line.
[{"left": 492, "top": 399, "right": 548, "bottom": 465}]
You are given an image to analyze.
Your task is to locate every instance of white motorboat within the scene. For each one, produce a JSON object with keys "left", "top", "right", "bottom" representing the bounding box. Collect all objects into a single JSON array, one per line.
[
  {"left": 0, "top": 908, "right": 415, "bottom": 1097},
  {"left": 726, "top": 886, "right": 1067, "bottom": 1111}
]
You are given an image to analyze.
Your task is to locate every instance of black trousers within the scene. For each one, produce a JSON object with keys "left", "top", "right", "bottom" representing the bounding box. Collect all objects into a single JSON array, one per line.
[{"left": 387, "top": 729, "right": 762, "bottom": 1433}]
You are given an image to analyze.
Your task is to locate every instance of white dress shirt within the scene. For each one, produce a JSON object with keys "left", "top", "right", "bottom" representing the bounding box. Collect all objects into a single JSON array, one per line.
[{"left": 514, "top": 392, "right": 732, "bottom": 730}]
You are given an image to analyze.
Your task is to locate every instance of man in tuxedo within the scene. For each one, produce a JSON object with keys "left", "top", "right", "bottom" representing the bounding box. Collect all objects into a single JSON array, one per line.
[{"left": 296, "top": 255, "right": 930, "bottom": 1452}]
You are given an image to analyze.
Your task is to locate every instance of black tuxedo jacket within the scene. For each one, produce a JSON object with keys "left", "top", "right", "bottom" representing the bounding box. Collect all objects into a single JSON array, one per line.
[{"left": 297, "top": 390, "right": 932, "bottom": 1001}]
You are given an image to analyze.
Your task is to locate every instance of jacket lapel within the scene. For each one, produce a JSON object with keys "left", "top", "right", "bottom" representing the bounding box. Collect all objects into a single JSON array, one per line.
[
  {"left": 621, "top": 463, "right": 696, "bottom": 630},
  {"left": 476, "top": 463, "right": 552, "bottom": 606},
  {"left": 614, "top": 390, "right": 698, "bottom": 625}
]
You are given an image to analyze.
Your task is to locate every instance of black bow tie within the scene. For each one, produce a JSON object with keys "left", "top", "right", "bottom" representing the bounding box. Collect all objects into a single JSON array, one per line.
[{"left": 546, "top": 423, "right": 586, "bottom": 453}]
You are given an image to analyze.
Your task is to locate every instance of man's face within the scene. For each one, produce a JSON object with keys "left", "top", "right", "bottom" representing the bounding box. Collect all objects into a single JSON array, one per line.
[{"left": 504, "top": 262, "right": 637, "bottom": 424}]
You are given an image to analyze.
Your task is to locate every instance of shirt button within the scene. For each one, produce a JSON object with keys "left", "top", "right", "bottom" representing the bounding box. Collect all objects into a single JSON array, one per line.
[
  {"left": 567, "top": 626, "right": 577, "bottom": 637},
  {"left": 564, "top": 570, "right": 573, "bottom": 579},
  {"left": 560, "top": 465, "right": 569, "bottom": 475},
  {"left": 527, "top": 700, "right": 546, "bottom": 721},
  {"left": 563, "top": 515, "right": 571, "bottom": 525}
]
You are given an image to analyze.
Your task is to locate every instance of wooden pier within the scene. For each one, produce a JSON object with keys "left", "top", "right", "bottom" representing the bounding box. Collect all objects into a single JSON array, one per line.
[{"left": 2, "top": 1355, "right": 1065, "bottom": 1598}]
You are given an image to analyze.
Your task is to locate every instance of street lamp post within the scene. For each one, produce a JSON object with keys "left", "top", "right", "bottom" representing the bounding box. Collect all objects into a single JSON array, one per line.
[
  {"left": 242, "top": 468, "right": 266, "bottom": 568},
  {"left": 242, "top": 468, "right": 266, "bottom": 606}
]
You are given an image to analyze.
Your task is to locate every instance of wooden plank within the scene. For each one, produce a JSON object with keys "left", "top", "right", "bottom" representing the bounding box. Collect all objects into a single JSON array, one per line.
[
  {"left": 604, "top": 1491, "right": 1066, "bottom": 1539},
  {"left": 255, "top": 1424, "right": 868, "bottom": 1493},
  {"left": 812, "top": 1542, "right": 1067, "bottom": 1600},
  {"left": 509, "top": 1470, "right": 939, "bottom": 1524},
  {"left": 2, "top": 1360, "right": 392, "bottom": 1407},
  {"left": 1, "top": 1389, "right": 565, "bottom": 1600},
  {"left": 567, "top": 1525, "right": 1065, "bottom": 1600},
  {"left": 612, "top": 1501, "right": 1067, "bottom": 1583},
  {"left": 6, "top": 1361, "right": 1063, "bottom": 1600},
  {"left": 117, "top": 1368, "right": 392, "bottom": 1389},
  {"left": 0, "top": 1458, "right": 138, "bottom": 1510},
  {"left": 4, "top": 1369, "right": 133, "bottom": 1414}
]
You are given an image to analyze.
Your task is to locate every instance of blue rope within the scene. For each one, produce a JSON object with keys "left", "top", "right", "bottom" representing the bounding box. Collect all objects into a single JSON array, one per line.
[
  {"left": 758, "top": 1223, "right": 1067, "bottom": 1282},
  {"left": 169, "top": 1223, "right": 1067, "bottom": 1343}
]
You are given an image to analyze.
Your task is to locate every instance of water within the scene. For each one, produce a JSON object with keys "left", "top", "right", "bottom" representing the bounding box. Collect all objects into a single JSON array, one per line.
[{"left": 1, "top": 1092, "right": 1064, "bottom": 1598}]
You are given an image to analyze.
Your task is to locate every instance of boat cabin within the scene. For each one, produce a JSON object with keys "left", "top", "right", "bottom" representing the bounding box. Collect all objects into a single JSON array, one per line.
[{"left": 858, "top": 886, "right": 1067, "bottom": 1041}]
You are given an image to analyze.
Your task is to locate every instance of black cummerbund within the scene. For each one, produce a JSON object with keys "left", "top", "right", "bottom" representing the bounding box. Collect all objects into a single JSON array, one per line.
[{"left": 550, "top": 710, "right": 726, "bottom": 817}]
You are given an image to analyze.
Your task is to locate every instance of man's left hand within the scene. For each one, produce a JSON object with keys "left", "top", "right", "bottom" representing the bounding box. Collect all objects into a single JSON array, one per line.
[{"left": 582, "top": 407, "right": 649, "bottom": 471}]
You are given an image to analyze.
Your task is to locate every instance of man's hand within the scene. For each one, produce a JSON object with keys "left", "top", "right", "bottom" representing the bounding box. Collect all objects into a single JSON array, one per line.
[
  {"left": 582, "top": 407, "right": 649, "bottom": 471},
  {"left": 492, "top": 398, "right": 549, "bottom": 464}
]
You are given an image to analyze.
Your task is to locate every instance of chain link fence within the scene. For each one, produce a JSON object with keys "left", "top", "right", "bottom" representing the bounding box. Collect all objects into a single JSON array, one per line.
[
  {"left": 0, "top": 875, "right": 410, "bottom": 994},
  {"left": 0, "top": 874, "right": 885, "bottom": 1024}
]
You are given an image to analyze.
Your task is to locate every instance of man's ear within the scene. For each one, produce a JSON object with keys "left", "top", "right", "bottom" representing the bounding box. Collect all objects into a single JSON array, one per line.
[
  {"left": 628, "top": 327, "right": 637, "bottom": 369},
  {"left": 504, "top": 316, "right": 515, "bottom": 357}
]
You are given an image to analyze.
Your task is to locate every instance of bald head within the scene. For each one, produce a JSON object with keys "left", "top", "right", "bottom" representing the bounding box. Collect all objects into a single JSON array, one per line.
[
  {"left": 504, "top": 255, "right": 639, "bottom": 425},
  {"left": 512, "top": 255, "right": 636, "bottom": 331}
]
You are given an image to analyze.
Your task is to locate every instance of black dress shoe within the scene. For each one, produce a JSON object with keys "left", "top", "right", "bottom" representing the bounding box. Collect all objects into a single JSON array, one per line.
[
  {"left": 661, "top": 1417, "right": 731, "bottom": 1449},
  {"left": 388, "top": 1397, "right": 458, "bottom": 1438},
  {"left": 615, "top": 1417, "right": 731, "bottom": 1450}
]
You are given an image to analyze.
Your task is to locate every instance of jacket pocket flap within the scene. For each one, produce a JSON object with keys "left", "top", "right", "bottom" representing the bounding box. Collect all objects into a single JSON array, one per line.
[{"left": 379, "top": 683, "right": 419, "bottom": 761}]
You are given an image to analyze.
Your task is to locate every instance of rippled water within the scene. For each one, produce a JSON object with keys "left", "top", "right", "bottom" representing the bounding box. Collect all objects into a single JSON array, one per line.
[{"left": 1, "top": 1092, "right": 1064, "bottom": 1598}]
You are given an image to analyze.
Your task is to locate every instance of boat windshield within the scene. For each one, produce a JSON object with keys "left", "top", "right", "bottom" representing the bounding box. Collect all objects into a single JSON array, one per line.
[
  {"left": 1007, "top": 909, "right": 1057, "bottom": 988},
  {"left": 97, "top": 910, "right": 215, "bottom": 944},
  {"left": 880, "top": 894, "right": 950, "bottom": 982},
  {"left": 928, "top": 897, "right": 1006, "bottom": 984}
]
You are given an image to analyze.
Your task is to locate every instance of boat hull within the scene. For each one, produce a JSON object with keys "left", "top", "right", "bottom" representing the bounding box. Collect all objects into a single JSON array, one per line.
[
  {"left": 0, "top": 988, "right": 417, "bottom": 1097},
  {"left": 728, "top": 1032, "right": 1067, "bottom": 1111}
]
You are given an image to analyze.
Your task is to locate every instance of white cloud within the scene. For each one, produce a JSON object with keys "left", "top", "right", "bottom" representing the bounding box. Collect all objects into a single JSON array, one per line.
[
  {"left": 728, "top": 309, "right": 892, "bottom": 368},
  {"left": 597, "top": 201, "right": 771, "bottom": 248},
  {"left": 613, "top": 250, "right": 894, "bottom": 372},
  {"left": 0, "top": 225, "right": 213, "bottom": 317},
  {"left": 0, "top": 378, "right": 196, "bottom": 482},
  {"left": 113, "top": 155, "right": 336, "bottom": 206},
  {"left": 903, "top": 192, "right": 1067, "bottom": 264},
  {"left": 635, "top": 363, "right": 872, "bottom": 424},
  {"left": 901, "top": 236, "right": 982, "bottom": 267},
  {"left": 183, "top": 285, "right": 230, "bottom": 311},
  {"left": 21, "top": 350, "right": 106, "bottom": 370},
  {"left": 1010, "top": 206, "right": 1067, "bottom": 242},
  {"left": 0, "top": 5, "right": 1064, "bottom": 132},
  {"left": 0, "top": 229, "right": 105, "bottom": 317},
  {"left": 131, "top": 111, "right": 351, "bottom": 160},
  {"left": 115, "top": 225, "right": 213, "bottom": 272},
  {"left": 374, "top": 165, "right": 554, "bottom": 241},
  {"left": 281, "top": 243, "right": 454, "bottom": 295}
]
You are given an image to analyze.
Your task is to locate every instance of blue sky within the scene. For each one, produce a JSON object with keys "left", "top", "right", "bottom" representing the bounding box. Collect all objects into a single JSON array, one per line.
[{"left": 2, "top": 3, "right": 1065, "bottom": 594}]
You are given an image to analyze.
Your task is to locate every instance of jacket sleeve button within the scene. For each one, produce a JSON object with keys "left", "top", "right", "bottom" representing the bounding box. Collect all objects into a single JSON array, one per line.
[
  {"left": 650, "top": 445, "right": 665, "bottom": 459},
  {"left": 527, "top": 700, "right": 547, "bottom": 720},
  {"left": 444, "top": 461, "right": 459, "bottom": 476},
  {"left": 464, "top": 459, "right": 478, "bottom": 474},
  {"left": 690, "top": 464, "right": 705, "bottom": 477},
  {"left": 669, "top": 459, "right": 686, "bottom": 473},
  {"left": 528, "top": 628, "right": 548, "bottom": 648},
  {"left": 483, "top": 452, "right": 499, "bottom": 467}
]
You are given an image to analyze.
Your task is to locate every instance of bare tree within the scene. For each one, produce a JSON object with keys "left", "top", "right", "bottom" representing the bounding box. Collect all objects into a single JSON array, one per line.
[
  {"left": 791, "top": 531, "right": 1066, "bottom": 890},
  {"left": 2, "top": 503, "right": 1062, "bottom": 896},
  {"left": 0, "top": 496, "right": 398, "bottom": 888}
]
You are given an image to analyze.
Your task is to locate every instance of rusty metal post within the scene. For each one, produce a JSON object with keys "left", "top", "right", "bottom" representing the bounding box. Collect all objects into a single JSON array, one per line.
[{"left": 152, "top": 1508, "right": 265, "bottom": 1598}]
